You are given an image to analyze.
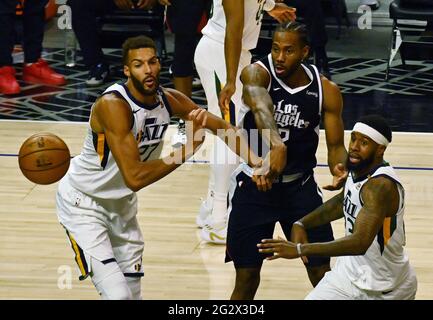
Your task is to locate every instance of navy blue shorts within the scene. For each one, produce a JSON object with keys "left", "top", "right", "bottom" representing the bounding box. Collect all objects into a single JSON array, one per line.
[{"left": 226, "top": 171, "right": 334, "bottom": 269}]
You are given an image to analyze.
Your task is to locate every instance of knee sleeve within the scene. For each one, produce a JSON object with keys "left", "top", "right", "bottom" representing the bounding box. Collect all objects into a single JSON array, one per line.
[
  {"left": 126, "top": 276, "right": 142, "bottom": 300},
  {"left": 90, "top": 258, "right": 132, "bottom": 300}
]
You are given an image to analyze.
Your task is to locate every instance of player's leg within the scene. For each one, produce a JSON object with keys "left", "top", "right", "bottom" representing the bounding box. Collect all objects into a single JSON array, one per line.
[
  {"left": 56, "top": 177, "right": 133, "bottom": 299},
  {"left": 104, "top": 194, "right": 144, "bottom": 300},
  {"left": 90, "top": 257, "right": 133, "bottom": 300},
  {"left": 304, "top": 265, "right": 354, "bottom": 300},
  {"left": 226, "top": 166, "right": 277, "bottom": 299}
]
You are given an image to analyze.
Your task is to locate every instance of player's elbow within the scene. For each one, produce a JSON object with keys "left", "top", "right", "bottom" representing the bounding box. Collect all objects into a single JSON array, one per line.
[
  {"left": 125, "top": 177, "right": 141, "bottom": 192},
  {"left": 352, "top": 236, "right": 371, "bottom": 255}
]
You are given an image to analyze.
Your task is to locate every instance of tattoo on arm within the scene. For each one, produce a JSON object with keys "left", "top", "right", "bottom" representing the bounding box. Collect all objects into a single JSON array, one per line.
[{"left": 300, "top": 191, "right": 345, "bottom": 229}]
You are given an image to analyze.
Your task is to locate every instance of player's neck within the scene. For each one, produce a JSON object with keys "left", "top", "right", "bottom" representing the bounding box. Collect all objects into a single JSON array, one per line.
[
  {"left": 353, "top": 159, "right": 385, "bottom": 180},
  {"left": 283, "top": 65, "right": 310, "bottom": 89},
  {"left": 125, "top": 80, "right": 158, "bottom": 105}
]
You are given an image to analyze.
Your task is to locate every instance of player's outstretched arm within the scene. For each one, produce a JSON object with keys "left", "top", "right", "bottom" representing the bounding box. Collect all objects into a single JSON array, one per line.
[
  {"left": 164, "top": 88, "right": 261, "bottom": 169},
  {"left": 258, "top": 177, "right": 399, "bottom": 260},
  {"left": 91, "top": 94, "right": 204, "bottom": 192},
  {"left": 322, "top": 77, "right": 348, "bottom": 191}
]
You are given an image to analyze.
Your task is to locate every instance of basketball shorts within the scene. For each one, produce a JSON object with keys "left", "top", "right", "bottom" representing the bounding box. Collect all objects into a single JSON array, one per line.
[
  {"left": 305, "top": 259, "right": 418, "bottom": 300},
  {"left": 226, "top": 163, "right": 334, "bottom": 268},
  {"left": 56, "top": 175, "right": 144, "bottom": 280}
]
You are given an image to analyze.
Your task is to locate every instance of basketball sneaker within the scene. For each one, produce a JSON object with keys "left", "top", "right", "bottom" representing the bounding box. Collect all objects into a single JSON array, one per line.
[
  {"left": 196, "top": 199, "right": 212, "bottom": 228},
  {"left": 22, "top": 58, "right": 66, "bottom": 86},
  {"left": 200, "top": 221, "right": 227, "bottom": 245},
  {"left": 0, "top": 66, "right": 20, "bottom": 95},
  {"left": 86, "top": 63, "right": 110, "bottom": 86}
]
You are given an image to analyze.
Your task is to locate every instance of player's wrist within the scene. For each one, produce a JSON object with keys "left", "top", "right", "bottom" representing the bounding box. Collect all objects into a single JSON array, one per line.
[{"left": 263, "top": 0, "right": 276, "bottom": 11}]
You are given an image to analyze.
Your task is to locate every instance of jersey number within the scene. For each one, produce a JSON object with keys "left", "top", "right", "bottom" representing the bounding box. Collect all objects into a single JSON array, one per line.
[{"left": 279, "top": 128, "right": 290, "bottom": 143}]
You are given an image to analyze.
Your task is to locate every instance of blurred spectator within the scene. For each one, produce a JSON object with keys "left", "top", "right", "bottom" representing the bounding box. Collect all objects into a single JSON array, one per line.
[
  {"left": 284, "top": 0, "right": 330, "bottom": 78},
  {"left": 162, "top": 0, "right": 211, "bottom": 97},
  {"left": 68, "top": 0, "right": 155, "bottom": 86},
  {"left": 0, "top": 0, "right": 66, "bottom": 95}
]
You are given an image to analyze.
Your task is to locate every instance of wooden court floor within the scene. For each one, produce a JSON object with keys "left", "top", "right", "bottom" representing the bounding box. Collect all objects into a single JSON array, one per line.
[{"left": 0, "top": 120, "right": 432, "bottom": 300}]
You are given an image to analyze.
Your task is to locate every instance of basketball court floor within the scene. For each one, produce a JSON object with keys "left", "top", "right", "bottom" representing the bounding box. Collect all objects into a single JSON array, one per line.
[{"left": 1, "top": 1, "right": 433, "bottom": 300}]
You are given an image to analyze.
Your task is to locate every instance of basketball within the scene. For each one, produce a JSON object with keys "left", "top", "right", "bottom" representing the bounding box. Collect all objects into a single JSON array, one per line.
[{"left": 18, "top": 133, "right": 70, "bottom": 185}]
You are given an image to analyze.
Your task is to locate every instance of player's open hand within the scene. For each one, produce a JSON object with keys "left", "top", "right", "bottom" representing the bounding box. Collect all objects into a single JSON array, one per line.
[
  {"left": 268, "top": 4, "right": 296, "bottom": 24},
  {"left": 218, "top": 82, "right": 236, "bottom": 116},
  {"left": 257, "top": 237, "right": 298, "bottom": 260},
  {"left": 322, "top": 163, "right": 348, "bottom": 191}
]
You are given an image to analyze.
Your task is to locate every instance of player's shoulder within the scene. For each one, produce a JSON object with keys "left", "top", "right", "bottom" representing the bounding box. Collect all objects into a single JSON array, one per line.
[
  {"left": 241, "top": 63, "right": 270, "bottom": 87},
  {"left": 362, "top": 174, "right": 399, "bottom": 199},
  {"left": 320, "top": 75, "right": 340, "bottom": 94},
  {"left": 93, "top": 92, "right": 131, "bottom": 115}
]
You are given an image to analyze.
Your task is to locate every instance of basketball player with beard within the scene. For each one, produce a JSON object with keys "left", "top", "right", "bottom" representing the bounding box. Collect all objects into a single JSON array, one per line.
[
  {"left": 226, "top": 22, "right": 347, "bottom": 300},
  {"left": 258, "top": 115, "right": 418, "bottom": 300},
  {"left": 55, "top": 36, "right": 277, "bottom": 300}
]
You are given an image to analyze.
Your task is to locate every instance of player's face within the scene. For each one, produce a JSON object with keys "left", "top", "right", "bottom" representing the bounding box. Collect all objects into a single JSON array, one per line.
[
  {"left": 347, "top": 131, "right": 384, "bottom": 173},
  {"left": 271, "top": 31, "right": 309, "bottom": 79},
  {"left": 124, "top": 48, "right": 161, "bottom": 96}
]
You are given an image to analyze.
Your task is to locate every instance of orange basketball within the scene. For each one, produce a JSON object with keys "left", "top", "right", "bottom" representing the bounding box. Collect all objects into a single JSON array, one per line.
[{"left": 18, "top": 133, "right": 70, "bottom": 185}]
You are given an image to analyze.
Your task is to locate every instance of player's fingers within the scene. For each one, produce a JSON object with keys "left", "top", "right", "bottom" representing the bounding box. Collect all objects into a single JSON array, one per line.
[
  {"left": 266, "top": 254, "right": 281, "bottom": 261},
  {"left": 260, "top": 239, "right": 284, "bottom": 244}
]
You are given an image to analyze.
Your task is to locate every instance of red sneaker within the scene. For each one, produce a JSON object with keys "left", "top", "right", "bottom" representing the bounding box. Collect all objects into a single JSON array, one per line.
[
  {"left": 22, "top": 58, "right": 66, "bottom": 86},
  {"left": 0, "top": 66, "right": 20, "bottom": 95}
]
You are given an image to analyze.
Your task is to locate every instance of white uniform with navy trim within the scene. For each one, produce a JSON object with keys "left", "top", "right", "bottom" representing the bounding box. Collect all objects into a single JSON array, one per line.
[
  {"left": 306, "top": 164, "right": 417, "bottom": 300},
  {"left": 56, "top": 83, "right": 172, "bottom": 280}
]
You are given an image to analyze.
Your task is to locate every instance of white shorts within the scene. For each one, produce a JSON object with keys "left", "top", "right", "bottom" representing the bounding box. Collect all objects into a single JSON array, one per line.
[
  {"left": 306, "top": 262, "right": 417, "bottom": 300},
  {"left": 56, "top": 175, "right": 144, "bottom": 280},
  {"left": 194, "top": 35, "right": 252, "bottom": 125}
]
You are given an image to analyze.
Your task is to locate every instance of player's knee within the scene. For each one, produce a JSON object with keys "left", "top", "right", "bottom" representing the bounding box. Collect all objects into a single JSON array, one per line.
[
  {"left": 97, "top": 279, "right": 133, "bottom": 300},
  {"left": 235, "top": 268, "right": 261, "bottom": 289}
]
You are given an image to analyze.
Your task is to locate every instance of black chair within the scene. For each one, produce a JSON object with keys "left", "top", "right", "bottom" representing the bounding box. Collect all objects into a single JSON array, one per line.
[
  {"left": 97, "top": 7, "right": 167, "bottom": 59},
  {"left": 386, "top": 0, "right": 433, "bottom": 80}
]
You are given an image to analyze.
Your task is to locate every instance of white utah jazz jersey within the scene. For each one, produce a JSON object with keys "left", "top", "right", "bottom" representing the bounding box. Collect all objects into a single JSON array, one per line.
[
  {"left": 68, "top": 83, "right": 171, "bottom": 199},
  {"left": 335, "top": 164, "right": 411, "bottom": 292},
  {"left": 201, "top": 0, "right": 275, "bottom": 50}
]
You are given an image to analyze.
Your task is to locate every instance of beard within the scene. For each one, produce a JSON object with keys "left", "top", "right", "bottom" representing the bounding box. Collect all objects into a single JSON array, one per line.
[
  {"left": 346, "top": 154, "right": 375, "bottom": 173},
  {"left": 130, "top": 72, "right": 159, "bottom": 96}
]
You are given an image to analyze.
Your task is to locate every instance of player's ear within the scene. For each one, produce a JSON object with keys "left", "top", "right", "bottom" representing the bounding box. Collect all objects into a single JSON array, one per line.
[
  {"left": 302, "top": 45, "right": 310, "bottom": 62},
  {"left": 124, "top": 65, "right": 130, "bottom": 78},
  {"left": 377, "top": 145, "right": 386, "bottom": 157}
]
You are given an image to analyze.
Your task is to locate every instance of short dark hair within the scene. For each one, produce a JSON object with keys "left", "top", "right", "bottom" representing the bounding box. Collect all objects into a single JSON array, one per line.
[
  {"left": 274, "top": 21, "right": 309, "bottom": 47},
  {"left": 122, "top": 35, "right": 157, "bottom": 65},
  {"left": 358, "top": 114, "right": 392, "bottom": 143}
]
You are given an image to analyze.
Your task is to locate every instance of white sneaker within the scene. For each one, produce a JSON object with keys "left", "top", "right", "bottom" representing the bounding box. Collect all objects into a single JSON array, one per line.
[
  {"left": 200, "top": 222, "right": 227, "bottom": 244},
  {"left": 192, "top": 77, "right": 202, "bottom": 88},
  {"left": 196, "top": 200, "right": 212, "bottom": 228},
  {"left": 360, "top": 0, "right": 380, "bottom": 10},
  {"left": 171, "top": 120, "right": 187, "bottom": 148}
]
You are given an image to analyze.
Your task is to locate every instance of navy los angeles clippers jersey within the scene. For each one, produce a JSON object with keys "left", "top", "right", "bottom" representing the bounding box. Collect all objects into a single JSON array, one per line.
[{"left": 240, "top": 54, "right": 324, "bottom": 175}]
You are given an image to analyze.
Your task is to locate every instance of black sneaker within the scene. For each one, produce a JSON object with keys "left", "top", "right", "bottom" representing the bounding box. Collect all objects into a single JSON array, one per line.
[{"left": 86, "top": 63, "right": 109, "bottom": 86}]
